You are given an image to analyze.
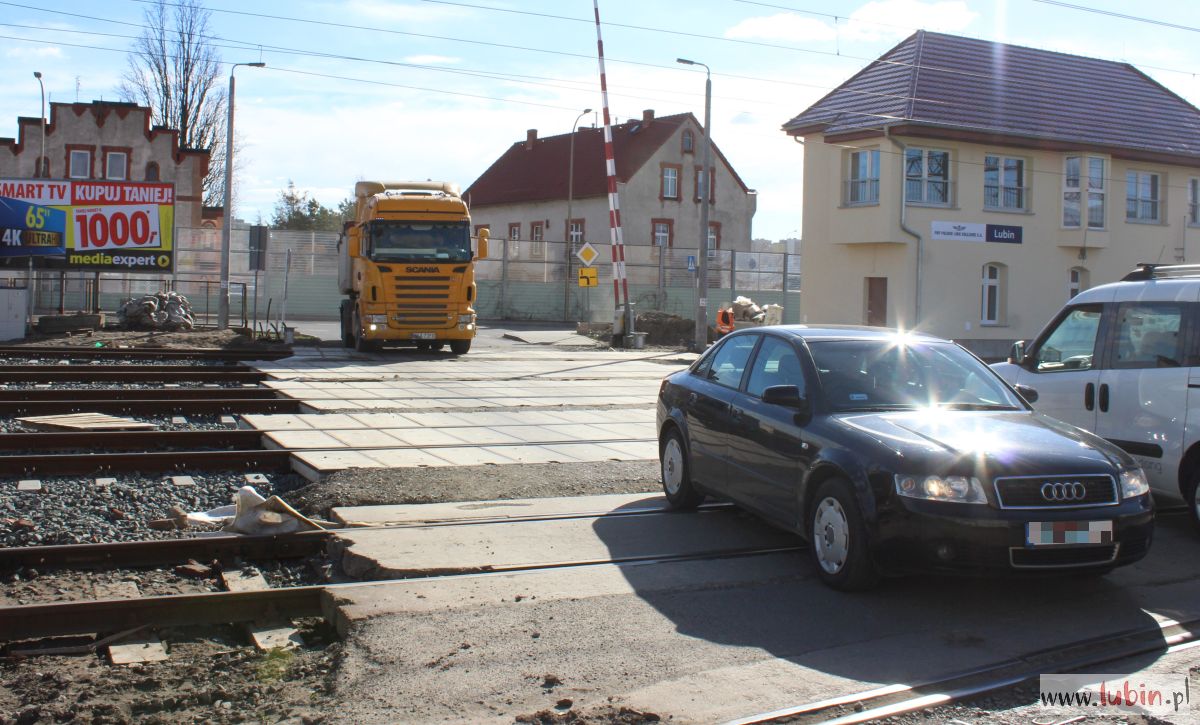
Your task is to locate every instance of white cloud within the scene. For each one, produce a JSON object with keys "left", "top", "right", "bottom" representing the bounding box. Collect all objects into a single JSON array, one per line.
[
  {"left": 725, "top": 1, "right": 976, "bottom": 45},
  {"left": 402, "top": 55, "right": 462, "bottom": 65},
  {"left": 4, "top": 46, "right": 64, "bottom": 59},
  {"left": 841, "top": 0, "right": 977, "bottom": 42},
  {"left": 342, "top": 0, "right": 469, "bottom": 23},
  {"left": 725, "top": 13, "right": 837, "bottom": 42}
]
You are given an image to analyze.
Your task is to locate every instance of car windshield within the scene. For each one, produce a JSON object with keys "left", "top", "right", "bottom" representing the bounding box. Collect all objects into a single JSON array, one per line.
[
  {"left": 368, "top": 221, "right": 472, "bottom": 262},
  {"left": 808, "top": 338, "right": 1025, "bottom": 412}
]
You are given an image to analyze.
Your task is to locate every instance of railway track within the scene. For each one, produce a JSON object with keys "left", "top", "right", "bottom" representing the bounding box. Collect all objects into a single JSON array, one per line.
[
  {"left": 0, "top": 345, "right": 292, "bottom": 362},
  {"left": 0, "top": 364, "right": 268, "bottom": 384}
]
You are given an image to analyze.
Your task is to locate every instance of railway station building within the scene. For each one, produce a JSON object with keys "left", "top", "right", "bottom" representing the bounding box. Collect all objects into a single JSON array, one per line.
[{"left": 785, "top": 31, "right": 1200, "bottom": 358}]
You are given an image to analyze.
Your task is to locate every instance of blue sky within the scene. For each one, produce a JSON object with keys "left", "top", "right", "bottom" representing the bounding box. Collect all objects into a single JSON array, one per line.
[{"left": 1, "top": 0, "right": 1198, "bottom": 242}]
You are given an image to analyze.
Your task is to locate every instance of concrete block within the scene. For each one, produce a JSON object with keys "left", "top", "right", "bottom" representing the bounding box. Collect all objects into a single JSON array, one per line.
[
  {"left": 170, "top": 416, "right": 187, "bottom": 425},
  {"left": 170, "top": 475, "right": 196, "bottom": 487},
  {"left": 244, "top": 473, "right": 270, "bottom": 485},
  {"left": 219, "top": 415, "right": 238, "bottom": 427},
  {"left": 94, "top": 477, "right": 117, "bottom": 487},
  {"left": 16, "top": 480, "right": 42, "bottom": 493}
]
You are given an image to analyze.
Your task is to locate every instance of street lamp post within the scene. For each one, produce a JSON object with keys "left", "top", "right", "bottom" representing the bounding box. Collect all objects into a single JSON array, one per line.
[
  {"left": 677, "top": 58, "right": 712, "bottom": 351},
  {"left": 218, "top": 61, "right": 265, "bottom": 330},
  {"left": 563, "top": 108, "right": 592, "bottom": 321}
]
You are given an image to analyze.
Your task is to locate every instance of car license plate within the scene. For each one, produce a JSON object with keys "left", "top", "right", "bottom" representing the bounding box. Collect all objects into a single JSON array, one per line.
[
  {"left": 411, "top": 332, "right": 436, "bottom": 340},
  {"left": 1025, "top": 520, "right": 1113, "bottom": 547}
]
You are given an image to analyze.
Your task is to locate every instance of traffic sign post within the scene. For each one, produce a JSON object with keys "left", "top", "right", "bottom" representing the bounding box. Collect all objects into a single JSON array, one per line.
[{"left": 578, "top": 267, "right": 598, "bottom": 287}]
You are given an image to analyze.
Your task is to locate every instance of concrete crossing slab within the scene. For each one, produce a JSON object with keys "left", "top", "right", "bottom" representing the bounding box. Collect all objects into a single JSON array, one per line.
[
  {"left": 332, "top": 507, "right": 798, "bottom": 579},
  {"left": 332, "top": 493, "right": 672, "bottom": 526}
]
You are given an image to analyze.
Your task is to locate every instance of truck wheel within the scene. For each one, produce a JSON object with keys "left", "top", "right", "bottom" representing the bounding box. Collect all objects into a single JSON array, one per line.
[
  {"left": 450, "top": 340, "right": 471, "bottom": 355},
  {"left": 353, "top": 311, "right": 379, "bottom": 353},
  {"left": 431, "top": 342, "right": 445, "bottom": 351},
  {"left": 415, "top": 341, "right": 431, "bottom": 351},
  {"left": 340, "top": 301, "right": 354, "bottom": 348}
]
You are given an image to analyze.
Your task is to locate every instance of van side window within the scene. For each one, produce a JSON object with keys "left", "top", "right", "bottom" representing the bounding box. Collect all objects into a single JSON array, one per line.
[
  {"left": 1111, "top": 303, "right": 1183, "bottom": 369},
  {"left": 1033, "top": 304, "right": 1103, "bottom": 372}
]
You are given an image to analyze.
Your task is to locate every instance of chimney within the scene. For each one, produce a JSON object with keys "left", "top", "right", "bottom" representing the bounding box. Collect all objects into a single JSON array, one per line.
[
  {"left": 642, "top": 109, "right": 654, "bottom": 125},
  {"left": 525, "top": 129, "right": 537, "bottom": 150}
]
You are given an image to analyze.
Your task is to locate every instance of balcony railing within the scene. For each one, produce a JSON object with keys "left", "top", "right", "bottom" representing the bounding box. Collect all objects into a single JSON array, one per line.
[
  {"left": 844, "top": 178, "right": 880, "bottom": 205},
  {"left": 984, "top": 184, "right": 1028, "bottom": 211},
  {"left": 904, "top": 179, "right": 954, "bottom": 206}
]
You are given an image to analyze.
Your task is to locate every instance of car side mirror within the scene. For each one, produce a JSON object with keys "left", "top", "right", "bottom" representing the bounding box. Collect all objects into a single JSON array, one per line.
[
  {"left": 1007, "top": 340, "right": 1026, "bottom": 366},
  {"left": 763, "top": 385, "right": 812, "bottom": 424},
  {"left": 1013, "top": 383, "right": 1039, "bottom": 404}
]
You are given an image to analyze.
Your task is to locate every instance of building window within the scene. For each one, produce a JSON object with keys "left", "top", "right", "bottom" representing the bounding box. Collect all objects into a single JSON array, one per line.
[
  {"left": 567, "top": 219, "right": 584, "bottom": 244},
  {"left": 707, "top": 222, "right": 721, "bottom": 254},
  {"left": 1063, "top": 155, "right": 1105, "bottom": 229},
  {"left": 145, "top": 162, "right": 160, "bottom": 181},
  {"left": 904, "top": 148, "right": 950, "bottom": 205},
  {"left": 661, "top": 164, "right": 680, "bottom": 200},
  {"left": 652, "top": 219, "right": 672, "bottom": 247},
  {"left": 682, "top": 130, "right": 694, "bottom": 153},
  {"left": 1069, "top": 267, "right": 1088, "bottom": 300},
  {"left": 69, "top": 149, "right": 91, "bottom": 179},
  {"left": 1126, "top": 171, "right": 1161, "bottom": 222},
  {"left": 529, "top": 221, "right": 545, "bottom": 259},
  {"left": 508, "top": 223, "right": 521, "bottom": 241},
  {"left": 846, "top": 149, "right": 880, "bottom": 205},
  {"left": 984, "top": 155, "right": 1026, "bottom": 210},
  {"left": 105, "top": 151, "right": 128, "bottom": 181},
  {"left": 981, "top": 263, "right": 1007, "bottom": 325},
  {"left": 1190, "top": 179, "right": 1200, "bottom": 226}
]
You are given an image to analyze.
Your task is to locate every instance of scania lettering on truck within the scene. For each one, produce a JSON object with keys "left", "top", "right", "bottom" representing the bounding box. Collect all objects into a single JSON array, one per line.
[{"left": 337, "top": 181, "right": 489, "bottom": 354}]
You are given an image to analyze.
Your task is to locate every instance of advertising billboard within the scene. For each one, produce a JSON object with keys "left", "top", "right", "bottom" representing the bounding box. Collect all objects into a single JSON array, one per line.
[{"left": 0, "top": 179, "right": 175, "bottom": 272}]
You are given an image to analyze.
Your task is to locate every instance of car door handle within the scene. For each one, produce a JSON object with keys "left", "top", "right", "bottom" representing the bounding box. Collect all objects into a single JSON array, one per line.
[
  {"left": 687, "top": 392, "right": 698, "bottom": 406},
  {"left": 1099, "top": 383, "right": 1109, "bottom": 413},
  {"left": 730, "top": 406, "right": 745, "bottom": 422},
  {"left": 1084, "top": 382, "right": 1094, "bottom": 411}
]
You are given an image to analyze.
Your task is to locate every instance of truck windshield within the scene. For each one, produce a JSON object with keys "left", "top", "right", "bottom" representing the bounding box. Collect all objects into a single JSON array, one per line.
[{"left": 368, "top": 221, "right": 472, "bottom": 262}]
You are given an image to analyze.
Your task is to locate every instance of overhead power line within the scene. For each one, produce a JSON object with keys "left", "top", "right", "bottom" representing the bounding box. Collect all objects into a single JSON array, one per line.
[{"left": 1033, "top": 0, "right": 1200, "bottom": 34}]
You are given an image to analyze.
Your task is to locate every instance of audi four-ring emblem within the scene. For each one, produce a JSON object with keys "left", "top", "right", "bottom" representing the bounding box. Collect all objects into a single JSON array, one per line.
[{"left": 1041, "top": 481, "right": 1087, "bottom": 501}]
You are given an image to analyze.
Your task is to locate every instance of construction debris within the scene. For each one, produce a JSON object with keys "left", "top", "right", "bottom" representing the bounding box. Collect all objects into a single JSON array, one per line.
[
  {"left": 116, "top": 291, "right": 195, "bottom": 331},
  {"left": 16, "top": 413, "right": 156, "bottom": 431}
]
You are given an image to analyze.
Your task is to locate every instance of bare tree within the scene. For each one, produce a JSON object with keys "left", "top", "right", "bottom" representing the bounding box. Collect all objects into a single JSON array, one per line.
[{"left": 118, "top": 0, "right": 227, "bottom": 206}]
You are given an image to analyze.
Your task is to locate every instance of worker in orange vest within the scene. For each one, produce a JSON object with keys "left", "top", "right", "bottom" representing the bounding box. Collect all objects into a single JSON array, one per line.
[{"left": 716, "top": 305, "right": 736, "bottom": 337}]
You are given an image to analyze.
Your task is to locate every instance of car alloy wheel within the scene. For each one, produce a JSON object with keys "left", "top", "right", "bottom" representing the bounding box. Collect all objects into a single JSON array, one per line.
[
  {"left": 813, "top": 496, "right": 850, "bottom": 574},
  {"left": 662, "top": 436, "right": 685, "bottom": 496}
]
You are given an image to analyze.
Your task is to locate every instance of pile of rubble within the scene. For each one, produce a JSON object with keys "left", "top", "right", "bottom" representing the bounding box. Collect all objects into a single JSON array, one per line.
[
  {"left": 728, "top": 295, "right": 784, "bottom": 325},
  {"left": 116, "top": 291, "right": 195, "bottom": 331}
]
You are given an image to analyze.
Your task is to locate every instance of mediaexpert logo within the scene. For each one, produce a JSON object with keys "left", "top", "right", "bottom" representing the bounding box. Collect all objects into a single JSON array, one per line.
[{"left": 1040, "top": 674, "right": 1194, "bottom": 717}]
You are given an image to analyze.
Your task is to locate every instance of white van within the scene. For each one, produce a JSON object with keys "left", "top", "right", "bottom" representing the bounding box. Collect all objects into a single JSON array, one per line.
[{"left": 992, "top": 263, "right": 1200, "bottom": 530}]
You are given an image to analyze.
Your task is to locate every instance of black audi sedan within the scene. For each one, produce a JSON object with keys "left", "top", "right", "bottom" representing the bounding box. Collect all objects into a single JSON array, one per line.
[{"left": 656, "top": 326, "right": 1154, "bottom": 590}]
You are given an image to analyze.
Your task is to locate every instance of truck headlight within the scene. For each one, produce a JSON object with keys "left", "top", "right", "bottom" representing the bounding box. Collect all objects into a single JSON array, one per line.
[
  {"left": 366, "top": 314, "right": 388, "bottom": 324},
  {"left": 895, "top": 474, "right": 987, "bottom": 504},
  {"left": 458, "top": 314, "right": 475, "bottom": 324},
  {"left": 1119, "top": 467, "right": 1149, "bottom": 499}
]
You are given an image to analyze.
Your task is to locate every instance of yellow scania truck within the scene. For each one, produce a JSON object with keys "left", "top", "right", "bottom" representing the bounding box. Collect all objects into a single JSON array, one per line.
[{"left": 337, "top": 181, "right": 488, "bottom": 353}]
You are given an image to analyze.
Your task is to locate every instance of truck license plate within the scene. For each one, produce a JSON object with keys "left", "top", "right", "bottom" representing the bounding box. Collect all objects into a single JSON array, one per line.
[
  {"left": 1025, "top": 520, "right": 1113, "bottom": 547},
  {"left": 411, "top": 332, "right": 436, "bottom": 340}
]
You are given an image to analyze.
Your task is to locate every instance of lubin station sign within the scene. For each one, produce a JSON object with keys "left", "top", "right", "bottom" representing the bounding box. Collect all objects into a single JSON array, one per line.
[
  {"left": 0, "top": 179, "right": 176, "bottom": 272},
  {"left": 931, "top": 221, "right": 1023, "bottom": 244}
]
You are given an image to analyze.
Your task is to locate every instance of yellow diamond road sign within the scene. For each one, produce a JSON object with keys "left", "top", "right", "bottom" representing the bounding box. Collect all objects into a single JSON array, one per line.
[{"left": 576, "top": 242, "right": 599, "bottom": 267}]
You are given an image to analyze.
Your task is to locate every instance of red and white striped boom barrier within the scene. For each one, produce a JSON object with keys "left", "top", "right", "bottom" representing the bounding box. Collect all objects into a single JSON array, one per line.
[{"left": 593, "top": 0, "right": 635, "bottom": 341}]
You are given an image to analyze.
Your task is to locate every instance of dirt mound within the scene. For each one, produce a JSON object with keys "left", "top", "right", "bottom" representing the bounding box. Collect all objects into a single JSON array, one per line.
[{"left": 578, "top": 311, "right": 706, "bottom": 348}]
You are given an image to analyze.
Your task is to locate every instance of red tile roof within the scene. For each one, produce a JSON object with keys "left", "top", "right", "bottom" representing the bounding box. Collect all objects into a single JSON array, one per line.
[
  {"left": 784, "top": 31, "right": 1200, "bottom": 162},
  {"left": 466, "top": 111, "right": 749, "bottom": 207}
]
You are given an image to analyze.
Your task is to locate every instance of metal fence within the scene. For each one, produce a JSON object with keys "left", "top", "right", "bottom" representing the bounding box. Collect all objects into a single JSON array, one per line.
[{"left": 25, "top": 228, "right": 802, "bottom": 327}]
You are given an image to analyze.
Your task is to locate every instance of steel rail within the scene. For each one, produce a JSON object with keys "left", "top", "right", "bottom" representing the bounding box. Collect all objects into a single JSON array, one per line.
[
  {"left": 0, "top": 586, "right": 325, "bottom": 641},
  {"left": 0, "top": 448, "right": 294, "bottom": 476},
  {"left": 0, "top": 429, "right": 267, "bottom": 451},
  {"left": 0, "top": 364, "right": 247, "bottom": 372},
  {"left": 0, "top": 369, "right": 267, "bottom": 383},
  {"left": 0, "top": 398, "right": 301, "bottom": 416},
  {"left": 0, "top": 387, "right": 277, "bottom": 401},
  {"left": 0, "top": 531, "right": 331, "bottom": 570},
  {"left": 723, "top": 616, "right": 1200, "bottom": 725},
  {"left": 0, "top": 345, "right": 292, "bottom": 361}
]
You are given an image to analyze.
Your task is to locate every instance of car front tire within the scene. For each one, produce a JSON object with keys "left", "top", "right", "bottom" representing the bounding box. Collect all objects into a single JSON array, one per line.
[
  {"left": 809, "top": 478, "right": 879, "bottom": 591},
  {"left": 660, "top": 428, "right": 704, "bottom": 509}
]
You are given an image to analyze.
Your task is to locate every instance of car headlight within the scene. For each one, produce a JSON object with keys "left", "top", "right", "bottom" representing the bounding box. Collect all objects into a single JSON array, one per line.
[
  {"left": 458, "top": 313, "right": 476, "bottom": 324},
  {"left": 1119, "top": 467, "right": 1149, "bottom": 499},
  {"left": 365, "top": 314, "right": 388, "bottom": 324},
  {"left": 895, "top": 474, "right": 987, "bottom": 504}
]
